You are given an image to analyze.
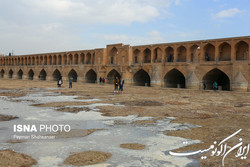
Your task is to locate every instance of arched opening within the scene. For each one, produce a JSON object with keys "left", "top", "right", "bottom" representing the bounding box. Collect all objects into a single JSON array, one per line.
[
  {"left": 153, "top": 47, "right": 162, "bottom": 63},
  {"left": 28, "top": 57, "right": 31, "bottom": 65},
  {"left": 39, "top": 69, "right": 47, "bottom": 80},
  {"left": 110, "top": 47, "right": 118, "bottom": 64},
  {"left": 28, "top": 69, "right": 34, "bottom": 80},
  {"left": 204, "top": 43, "right": 215, "bottom": 61},
  {"left": 92, "top": 53, "right": 95, "bottom": 64},
  {"left": 86, "top": 53, "right": 91, "bottom": 64},
  {"left": 17, "top": 58, "right": 20, "bottom": 65},
  {"left": 21, "top": 58, "right": 24, "bottom": 65},
  {"left": 164, "top": 69, "right": 185, "bottom": 88},
  {"left": 80, "top": 53, "right": 85, "bottom": 64},
  {"left": 68, "top": 54, "right": 73, "bottom": 65},
  {"left": 190, "top": 45, "right": 199, "bottom": 62},
  {"left": 143, "top": 48, "right": 151, "bottom": 63},
  {"left": 32, "top": 57, "right": 35, "bottom": 65},
  {"left": 133, "top": 69, "right": 151, "bottom": 86},
  {"left": 17, "top": 69, "right": 23, "bottom": 79},
  {"left": 49, "top": 56, "right": 52, "bottom": 65},
  {"left": 219, "top": 42, "right": 231, "bottom": 61},
  {"left": 165, "top": 47, "right": 174, "bottom": 62},
  {"left": 53, "top": 55, "right": 57, "bottom": 65},
  {"left": 25, "top": 57, "right": 28, "bottom": 65},
  {"left": 68, "top": 69, "right": 77, "bottom": 82},
  {"left": 0, "top": 69, "right": 4, "bottom": 78},
  {"left": 52, "top": 69, "right": 62, "bottom": 81},
  {"left": 44, "top": 56, "right": 47, "bottom": 65},
  {"left": 177, "top": 46, "right": 187, "bottom": 62},
  {"left": 74, "top": 54, "right": 78, "bottom": 64},
  {"left": 133, "top": 49, "right": 140, "bottom": 64},
  {"left": 40, "top": 56, "right": 43, "bottom": 65},
  {"left": 107, "top": 69, "right": 121, "bottom": 84},
  {"left": 202, "top": 68, "right": 230, "bottom": 91},
  {"left": 64, "top": 54, "right": 67, "bottom": 65},
  {"left": 236, "top": 41, "right": 249, "bottom": 60},
  {"left": 58, "top": 55, "right": 62, "bottom": 65},
  {"left": 85, "top": 69, "right": 97, "bottom": 83},
  {"left": 36, "top": 56, "right": 39, "bottom": 65},
  {"left": 8, "top": 70, "right": 13, "bottom": 78}
]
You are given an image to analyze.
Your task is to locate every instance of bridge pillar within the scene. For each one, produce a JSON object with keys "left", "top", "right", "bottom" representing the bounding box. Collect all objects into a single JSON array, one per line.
[
  {"left": 232, "top": 71, "right": 248, "bottom": 92},
  {"left": 22, "top": 75, "right": 28, "bottom": 80},
  {"left": 186, "top": 71, "right": 200, "bottom": 90}
]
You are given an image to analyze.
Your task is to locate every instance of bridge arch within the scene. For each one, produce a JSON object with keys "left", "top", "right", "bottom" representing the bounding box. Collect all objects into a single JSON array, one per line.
[
  {"left": 68, "top": 69, "right": 78, "bottom": 82},
  {"left": 80, "top": 53, "right": 85, "bottom": 64},
  {"left": 107, "top": 69, "right": 121, "bottom": 84},
  {"left": 235, "top": 41, "right": 249, "bottom": 60},
  {"left": 28, "top": 69, "right": 34, "bottom": 80},
  {"left": 58, "top": 55, "right": 62, "bottom": 65},
  {"left": 0, "top": 69, "right": 4, "bottom": 78},
  {"left": 153, "top": 47, "right": 162, "bottom": 63},
  {"left": 164, "top": 69, "right": 186, "bottom": 88},
  {"left": 204, "top": 43, "right": 215, "bottom": 61},
  {"left": 52, "top": 69, "right": 62, "bottom": 81},
  {"left": 17, "top": 69, "right": 23, "bottom": 79},
  {"left": 110, "top": 47, "right": 118, "bottom": 65},
  {"left": 177, "top": 46, "right": 187, "bottom": 62},
  {"left": 165, "top": 46, "right": 174, "bottom": 62},
  {"left": 133, "top": 69, "right": 151, "bottom": 86},
  {"left": 39, "top": 69, "right": 47, "bottom": 80},
  {"left": 190, "top": 44, "right": 199, "bottom": 62},
  {"left": 85, "top": 69, "right": 97, "bottom": 83},
  {"left": 86, "top": 53, "right": 91, "bottom": 64},
  {"left": 219, "top": 42, "right": 231, "bottom": 61},
  {"left": 202, "top": 68, "right": 230, "bottom": 90},
  {"left": 8, "top": 69, "right": 13, "bottom": 78},
  {"left": 74, "top": 54, "right": 78, "bottom": 64},
  {"left": 143, "top": 48, "right": 151, "bottom": 63},
  {"left": 133, "top": 49, "right": 140, "bottom": 64}
]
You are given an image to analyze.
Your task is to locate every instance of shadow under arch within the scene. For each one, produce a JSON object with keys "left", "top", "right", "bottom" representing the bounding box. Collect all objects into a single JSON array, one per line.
[
  {"left": 107, "top": 69, "right": 121, "bottom": 84},
  {"left": 202, "top": 68, "right": 230, "bottom": 91},
  {"left": 8, "top": 69, "right": 13, "bottom": 78},
  {"left": 39, "top": 69, "right": 47, "bottom": 80},
  {"left": 28, "top": 69, "right": 34, "bottom": 80},
  {"left": 17, "top": 69, "right": 23, "bottom": 79},
  {"left": 133, "top": 69, "right": 151, "bottom": 86},
  {"left": 52, "top": 69, "right": 62, "bottom": 81},
  {"left": 164, "top": 69, "right": 186, "bottom": 88},
  {"left": 68, "top": 69, "right": 78, "bottom": 82},
  {"left": 0, "top": 69, "right": 4, "bottom": 78},
  {"left": 85, "top": 69, "right": 97, "bottom": 83}
]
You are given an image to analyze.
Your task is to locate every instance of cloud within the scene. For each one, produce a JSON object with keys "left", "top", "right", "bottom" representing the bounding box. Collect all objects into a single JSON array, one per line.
[
  {"left": 0, "top": 0, "right": 181, "bottom": 54},
  {"left": 102, "top": 30, "right": 164, "bottom": 45},
  {"left": 212, "top": 8, "right": 243, "bottom": 19},
  {"left": 0, "top": 0, "right": 180, "bottom": 26}
]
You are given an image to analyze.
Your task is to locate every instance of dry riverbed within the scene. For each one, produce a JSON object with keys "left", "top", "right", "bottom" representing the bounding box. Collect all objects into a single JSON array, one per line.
[{"left": 0, "top": 79, "right": 250, "bottom": 166}]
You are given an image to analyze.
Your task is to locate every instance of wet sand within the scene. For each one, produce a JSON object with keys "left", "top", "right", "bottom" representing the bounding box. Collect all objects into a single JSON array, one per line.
[{"left": 0, "top": 79, "right": 250, "bottom": 166}]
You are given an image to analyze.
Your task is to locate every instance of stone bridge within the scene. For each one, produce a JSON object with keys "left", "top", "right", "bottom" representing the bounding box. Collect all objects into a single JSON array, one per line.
[{"left": 0, "top": 36, "right": 250, "bottom": 91}]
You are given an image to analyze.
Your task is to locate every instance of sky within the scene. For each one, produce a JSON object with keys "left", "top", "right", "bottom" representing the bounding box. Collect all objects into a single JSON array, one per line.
[{"left": 0, "top": 0, "right": 249, "bottom": 55}]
